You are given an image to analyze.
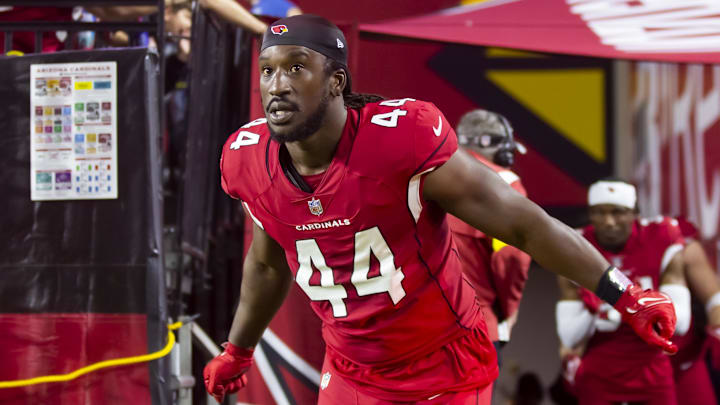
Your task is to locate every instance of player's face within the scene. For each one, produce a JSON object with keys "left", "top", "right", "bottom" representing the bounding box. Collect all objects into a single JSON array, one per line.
[
  {"left": 259, "top": 45, "right": 332, "bottom": 143},
  {"left": 589, "top": 204, "right": 636, "bottom": 250}
]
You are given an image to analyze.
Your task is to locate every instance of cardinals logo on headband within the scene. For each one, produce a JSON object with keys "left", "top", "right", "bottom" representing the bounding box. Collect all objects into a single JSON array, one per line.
[{"left": 271, "top": 25, "right": 288, "bottom": 35}]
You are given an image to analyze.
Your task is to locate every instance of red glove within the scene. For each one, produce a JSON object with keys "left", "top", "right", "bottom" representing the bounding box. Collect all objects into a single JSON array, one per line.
[
  {"left": 203, "top": 342, "right": 254, "bottom": 403},
  {"left": 706, "top": 325, "right": 720, "bottom": 370},
  {"left": 614, "top": 284, "right": 677, "bottom": 354},
  {"left": 578, "top": 287, "right": 602, "bottom": 314}
]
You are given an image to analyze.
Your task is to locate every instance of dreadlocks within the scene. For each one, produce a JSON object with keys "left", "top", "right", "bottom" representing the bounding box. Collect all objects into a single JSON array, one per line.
[{"left": 324, "top": 58, "right": 384, "bottom": 110}]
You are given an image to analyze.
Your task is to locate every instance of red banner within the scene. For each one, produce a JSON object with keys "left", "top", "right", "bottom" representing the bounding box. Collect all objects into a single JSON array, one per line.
[{"left": 631, "top": 63, "right": 720, "bottom": 265}]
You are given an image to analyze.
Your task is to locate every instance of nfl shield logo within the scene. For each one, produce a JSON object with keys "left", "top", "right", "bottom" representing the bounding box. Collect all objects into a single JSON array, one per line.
[
  {"left": 320, "top": 372, "right": 331, "bottom": 390},
  {"left": 308, "top": 197, "right": 323, "bottom": 216}
]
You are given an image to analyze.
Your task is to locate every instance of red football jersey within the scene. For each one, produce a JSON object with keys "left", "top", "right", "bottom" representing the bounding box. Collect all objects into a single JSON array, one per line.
[
  {"left": 670, "top": 217, "right": 716, "bottom": 405},
  {"left": 220, "top": 99, "right": 497, "bottom": 399},
  {"left": 446, "top": 151, "right": 530, "bottom": 341},
  {"left": 576, "top": 217, "right": 684, "bottom": 401}
]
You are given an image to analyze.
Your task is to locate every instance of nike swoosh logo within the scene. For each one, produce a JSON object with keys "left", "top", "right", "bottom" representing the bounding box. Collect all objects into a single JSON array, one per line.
[
  {"left": 638, "top": 296, "right": 671, "bottom": 305},
  {"left": 432, "top": 116, "right": 442, "bottom": 136},
  {"left": 625, "top": 297, "right": 672, "bottom": 314}
]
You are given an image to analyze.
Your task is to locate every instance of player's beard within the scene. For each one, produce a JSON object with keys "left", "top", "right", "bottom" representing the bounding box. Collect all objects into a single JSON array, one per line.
[{"left": 268, "top": 91, "right": 331, "bottom": 144}]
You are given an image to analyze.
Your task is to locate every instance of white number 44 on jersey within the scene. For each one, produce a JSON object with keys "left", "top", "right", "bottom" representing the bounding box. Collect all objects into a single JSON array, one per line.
[{"left": 230, "top": 118, "right": 266, "bottom": 149}]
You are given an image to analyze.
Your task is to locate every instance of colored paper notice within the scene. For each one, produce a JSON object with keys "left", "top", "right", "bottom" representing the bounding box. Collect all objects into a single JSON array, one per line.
[{"left": 30, "top": 61, "right": 118, "bottom": 200}]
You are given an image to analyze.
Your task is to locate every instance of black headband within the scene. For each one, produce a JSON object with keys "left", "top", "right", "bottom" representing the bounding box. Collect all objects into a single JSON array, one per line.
[{"left": 261, "top": 14, "right": 348, "bottom": 67}]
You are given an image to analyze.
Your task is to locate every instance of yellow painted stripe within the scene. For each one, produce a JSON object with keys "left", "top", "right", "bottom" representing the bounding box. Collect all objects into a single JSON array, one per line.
[{"left": 486, "top": 47, "right": 546, "bottom": 59}]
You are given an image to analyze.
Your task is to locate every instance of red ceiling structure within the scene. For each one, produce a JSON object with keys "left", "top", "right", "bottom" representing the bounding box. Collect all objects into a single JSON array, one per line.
[
  {"left": 292, "top": 0, "right": 458, "bottom": 22},
  {"left": 359, "top": 0, "right": 720, "bottom": 64}
]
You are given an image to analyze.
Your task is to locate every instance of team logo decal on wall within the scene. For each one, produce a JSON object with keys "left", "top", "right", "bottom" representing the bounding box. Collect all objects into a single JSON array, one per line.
[{"left": 428, "top": 44, "right": 613, "bottom": 187}]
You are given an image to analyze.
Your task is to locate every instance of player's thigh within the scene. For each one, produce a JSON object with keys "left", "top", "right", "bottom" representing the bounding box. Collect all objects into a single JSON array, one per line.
[
  {"left": 317, "top": 357, "right": 492, "bottom": 405},
  {"left": 316, "top": 357, "right": 359, "bottom": 405}
]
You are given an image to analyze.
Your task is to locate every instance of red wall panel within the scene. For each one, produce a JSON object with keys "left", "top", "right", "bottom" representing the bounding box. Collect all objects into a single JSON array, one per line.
[{"left": 0, "top": 313, "right": 151, "bottom": 405}]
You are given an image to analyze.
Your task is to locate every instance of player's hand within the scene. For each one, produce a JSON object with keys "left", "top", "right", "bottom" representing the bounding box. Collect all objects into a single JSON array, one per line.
[
  {"left": 706, "top": 326, "right": 720, "bottom": 369},
  {"left": 203, "top": 342, "right": 254, "bottom": 403},
  {"left": 613, "top": 285, "right": 677, "bottom": 354},
  {"left": 561, "top": 353, "right": 581, "bottom": 387}
]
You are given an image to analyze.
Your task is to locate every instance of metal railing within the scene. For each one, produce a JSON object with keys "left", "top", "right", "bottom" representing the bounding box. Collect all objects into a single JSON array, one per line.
[{"left": 0, "top": 1, "right": 164, "bottom": 54}]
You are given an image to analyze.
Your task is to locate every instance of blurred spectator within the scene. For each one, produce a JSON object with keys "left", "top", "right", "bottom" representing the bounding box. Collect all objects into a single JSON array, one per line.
[
  {"left": 197, "top": 0, "right": 266, "bottom": 34},
  {"left": 0, "top": 0, "right": 265, "bottom": 55},
  {"left": 0, "top": 6, "right": 72, "bottom": 54},
  {"left": 84, "top": 4, "right": 156, "bottom": 21},
  {"left": 72, "top": 7, "right": 98, "bottom": 50},
  {"left": 250, "top": 0, "right": 302, "bottom": 18},
  {"left": 163, "top": 0, "right": 192, "bottom": 62},
  {"left": 162, "top": 0, "right": 192, "bottom": 185},
  {"left": 87, "top": 0, "right": 266, "bottom": 36}
]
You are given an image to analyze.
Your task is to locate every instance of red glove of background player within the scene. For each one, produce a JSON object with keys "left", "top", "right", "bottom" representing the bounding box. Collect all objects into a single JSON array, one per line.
[
  {"left": 613, "top": 284, "right": 677, "bottom": 354},
  {"left": 203, "top": 342, "right": 254, "bottom": 403},
  {"left": 578, "top": 287, "right": 602, "bottom": 314}
]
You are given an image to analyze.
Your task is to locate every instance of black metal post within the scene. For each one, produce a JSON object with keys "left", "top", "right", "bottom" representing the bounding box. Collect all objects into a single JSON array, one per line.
[{"left": 3, "top": 31, "right": 11, "bottom": 53}]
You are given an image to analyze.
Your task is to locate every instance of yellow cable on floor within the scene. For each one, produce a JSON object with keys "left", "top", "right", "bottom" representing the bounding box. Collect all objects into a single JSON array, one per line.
[{"left": 0, "top": 321, "right": 183, "bottom": 389}]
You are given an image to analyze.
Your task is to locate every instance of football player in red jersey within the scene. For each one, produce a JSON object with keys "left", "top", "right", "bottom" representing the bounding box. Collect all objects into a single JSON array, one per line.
[
  {"left": 672, "top": 217, "right": 720, "bottom": 405},
  {"left": 446, "top": 109, "right": 531, "bottom": 354},
  {"left": 555, "top": 180, "right": 691, "bottom": 405},
  {"left": 204, "top": 15, "right": 679, "bottom": 404}
]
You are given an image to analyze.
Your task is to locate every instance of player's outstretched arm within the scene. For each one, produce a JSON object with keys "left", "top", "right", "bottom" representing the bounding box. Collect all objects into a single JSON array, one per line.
[
  {"left": 204, "top": 222, "right": 293, "bottom": 403},
  {"left": 684, "top": 240, "right": 720, "bottom": 324},
  {"left": 424, "top": 150, "right": 608, "bottom": 288},
  {"left": 424, "top": 149, "right": 677, "bottom": 352}
]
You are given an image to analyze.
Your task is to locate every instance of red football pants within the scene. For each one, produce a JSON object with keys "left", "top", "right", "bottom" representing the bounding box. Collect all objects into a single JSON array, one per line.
[
  {"left": 578, "top": 395, "right": 676, "bottom": 405},
  {"left": 317, "top": 367, "right": 492, "bottom": 405}
]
